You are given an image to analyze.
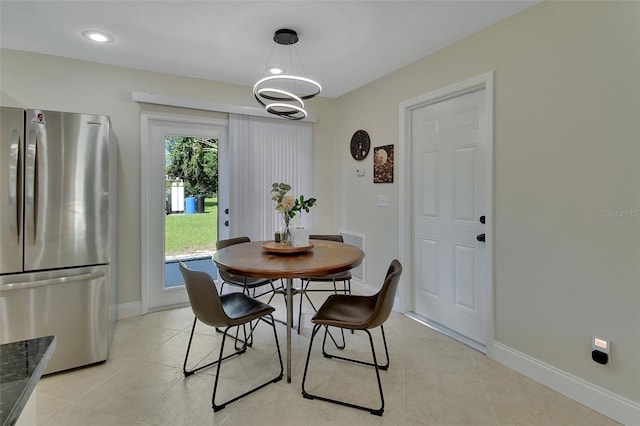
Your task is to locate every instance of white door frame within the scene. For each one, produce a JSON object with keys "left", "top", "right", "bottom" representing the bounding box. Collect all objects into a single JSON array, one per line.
[
  {"left": 398, "top": 72, "right": 495, "bottom": 353},
  {"left": 140, "top": 111, "right": 228, "bottom": 314}
]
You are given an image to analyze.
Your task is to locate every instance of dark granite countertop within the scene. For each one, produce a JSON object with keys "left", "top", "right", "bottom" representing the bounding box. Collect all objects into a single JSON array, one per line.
[{"left": 0, "top": 336, "right": 56, "bottom": 426}]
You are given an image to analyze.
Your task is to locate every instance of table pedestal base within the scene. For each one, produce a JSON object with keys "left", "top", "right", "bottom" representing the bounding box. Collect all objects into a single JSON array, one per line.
[{"left": 286, "top": 277, "right": 293, "bottom": 383}]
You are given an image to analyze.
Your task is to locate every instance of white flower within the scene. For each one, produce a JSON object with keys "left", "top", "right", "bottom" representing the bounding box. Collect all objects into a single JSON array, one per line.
[
  {"left": 271, "top": 182, "right": 315, "bottom": 221},
  {"left": 281, "top": 195, "right": 295, "bottom": 211}
]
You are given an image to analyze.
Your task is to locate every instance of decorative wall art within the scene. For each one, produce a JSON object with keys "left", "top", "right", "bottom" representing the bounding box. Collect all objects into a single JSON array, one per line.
[
  {"left": 373, "top": 144, "right": 394, "bottom": 183},
  {"left": 350, "top": 129, "right": 370, "bottom": 161}
]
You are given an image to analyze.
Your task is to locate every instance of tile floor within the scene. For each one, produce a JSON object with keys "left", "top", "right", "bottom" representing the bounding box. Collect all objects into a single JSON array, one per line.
[{"left": 35, "top": 288, "right": 619, "bottom": 426}]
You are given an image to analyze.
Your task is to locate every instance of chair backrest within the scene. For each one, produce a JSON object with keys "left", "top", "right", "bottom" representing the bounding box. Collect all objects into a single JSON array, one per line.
[
  {"left": 216, "top": 236, "right": 251, "bottom": 250},
  {"left": 309, "top": 234, "right": 343, "bottom": 243},
  {"left": 179, "top": 262, "right": 229, "bottom": 327},
  {"left": 216, "top": 237, "right": 251, "bottom": 284},
  {"left": 367, "top": 259, "right": 403, "bottom": 329}
]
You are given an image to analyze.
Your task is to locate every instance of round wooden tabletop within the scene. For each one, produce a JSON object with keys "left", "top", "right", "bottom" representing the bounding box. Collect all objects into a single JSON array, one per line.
[{"left": 213, "top": 239, "right": 364, "bottom": 279}]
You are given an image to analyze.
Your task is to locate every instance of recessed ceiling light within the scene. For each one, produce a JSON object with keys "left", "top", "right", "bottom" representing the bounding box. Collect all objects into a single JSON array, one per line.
[{"left": 82, "top": 30, "right": 114, "bottom": 43}]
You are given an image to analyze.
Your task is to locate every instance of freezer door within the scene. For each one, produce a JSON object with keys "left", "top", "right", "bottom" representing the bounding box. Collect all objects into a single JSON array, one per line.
[
  {"left": 24, "top": 110, "right": 110, "bottom": 271},
  {"left": 0, "top": 107, "right": 24, "bottom": 274},
  {"left": 0, "top": 265, "right": 109, "bottom": 374}
]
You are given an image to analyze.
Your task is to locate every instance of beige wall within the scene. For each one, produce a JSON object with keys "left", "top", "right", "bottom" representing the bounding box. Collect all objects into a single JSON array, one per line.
[
  {"left": 0, "top": 50, "right": 339, "bottom": 304},
  {"left": 335, "top": 1, "right": 639, "bottom": 403},
  {"left": 1, "top": 0, "right": 638, "bottom": 414}
]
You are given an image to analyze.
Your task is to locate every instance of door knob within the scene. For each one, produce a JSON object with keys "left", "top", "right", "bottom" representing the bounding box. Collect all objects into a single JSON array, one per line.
[
  {"left": 224, "top": 208, "right": 229, "bottom": 215},
  {"left": 479, "top": 215, "right": 485, "bottom": 224},
  {"left": 224, "top": 220, "right": 229, "bottom": 227},
  {"left": 476, "top": 233, "right": 485, "bottom": 242}
]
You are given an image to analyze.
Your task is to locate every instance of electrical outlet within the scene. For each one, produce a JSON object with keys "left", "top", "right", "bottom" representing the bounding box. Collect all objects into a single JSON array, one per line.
[{"left": 592, "top": 336, "right": 610, "bottom": 365}]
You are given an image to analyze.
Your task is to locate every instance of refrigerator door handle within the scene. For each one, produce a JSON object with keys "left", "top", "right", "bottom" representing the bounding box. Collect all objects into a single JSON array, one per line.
[
  {"left": 8, "top": 129, "right": 20, "bottom": 242},
  {"left": 25, "top": 128, "right": 37, "bottom": 244},
  {"left": 0, "top": 271, "right": 106, "bottom": 292}
]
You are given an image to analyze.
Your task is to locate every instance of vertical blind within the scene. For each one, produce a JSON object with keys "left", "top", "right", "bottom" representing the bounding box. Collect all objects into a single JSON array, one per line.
[{"left": 228, "top": 114, "right": 313, "bottom": 240}]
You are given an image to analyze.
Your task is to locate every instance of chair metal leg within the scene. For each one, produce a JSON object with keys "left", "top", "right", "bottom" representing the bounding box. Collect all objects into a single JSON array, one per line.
[
  {"left": 302, "top": 324, "right": 386, "bottom": 416},
  {"left": 211, "top": 314, "right": 284, "bottom": 412},
  {"left": 233, "top": 322, "right": 253, "bottom": 351},
  {"left": 249, "top": 279, "right": 278, "bottom": 299},
  {"left": 183, "top": 317, "right": 248, "bottom": 377},
  {"left": 214, "top": 322, "right": 253, "bottom": 349},
  {"left": 297, "top": 278, "right": 320, "bottom": 334},
  {"left": 321, "top": 324, "right": 389, "bottom": 370},
  {"left": 297, "top": 278, "right": 345, "bottom": 346},
  {"left": 345, "top": 279, "right": 355, "bottom": 334},
  {"left": 323, "top": 325, "right": 346, "bottom": 350},
  {"left": 301, "top": 323, "right": 322, "bottom": 395}
]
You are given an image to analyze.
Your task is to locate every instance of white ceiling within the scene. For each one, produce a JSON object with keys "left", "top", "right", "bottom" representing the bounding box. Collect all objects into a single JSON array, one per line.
[{"left": 0, "top": 1, "right": 538, "bottom": 99}]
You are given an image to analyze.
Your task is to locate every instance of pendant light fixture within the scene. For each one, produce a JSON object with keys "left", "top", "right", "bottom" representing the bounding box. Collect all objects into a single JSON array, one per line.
[{"left": 253, "top": 29, "right": 321, "bottom": 120}]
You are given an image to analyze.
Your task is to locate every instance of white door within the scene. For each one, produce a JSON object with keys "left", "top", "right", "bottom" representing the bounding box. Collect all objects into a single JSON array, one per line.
[
  {"left": 143, "top": 116, "right": 227, "bottom": 311},
  {"left": 411, "top": 88, "right": 489, "bottom": 346}
]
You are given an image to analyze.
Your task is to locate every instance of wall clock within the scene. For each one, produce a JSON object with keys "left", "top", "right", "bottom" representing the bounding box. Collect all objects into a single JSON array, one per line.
[{"left": 350, "top": 130, "right": 370, "bottom": 161}]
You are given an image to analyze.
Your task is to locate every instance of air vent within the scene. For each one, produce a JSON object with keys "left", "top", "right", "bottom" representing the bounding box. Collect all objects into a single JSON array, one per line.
[{"left": 339, "top": 230, "right": 365, "bottom": 281}]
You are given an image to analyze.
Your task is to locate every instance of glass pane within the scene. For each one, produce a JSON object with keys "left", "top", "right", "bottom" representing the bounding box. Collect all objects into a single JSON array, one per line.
[{"left": 164, "top": 136, "right": 219, "bottom": 289}]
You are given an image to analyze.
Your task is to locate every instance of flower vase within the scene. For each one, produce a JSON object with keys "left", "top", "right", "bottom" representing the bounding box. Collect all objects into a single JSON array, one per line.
[{"left": 281, "top": 215, "right": 293, "bottom": 245}]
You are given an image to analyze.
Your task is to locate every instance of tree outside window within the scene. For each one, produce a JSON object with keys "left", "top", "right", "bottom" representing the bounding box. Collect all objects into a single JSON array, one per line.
[{"left": 165, "top": 136, "right": 218, "bottom": 197}]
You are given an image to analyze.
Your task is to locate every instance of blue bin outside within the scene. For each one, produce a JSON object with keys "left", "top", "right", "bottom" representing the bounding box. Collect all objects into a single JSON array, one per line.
[{"left": 185, "top": 197, "right": 197, "bottom": 214}]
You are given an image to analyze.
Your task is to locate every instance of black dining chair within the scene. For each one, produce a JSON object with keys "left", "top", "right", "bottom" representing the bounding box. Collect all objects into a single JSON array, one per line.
[
  {"left": 216, "top": 236, "right": 279, "bottom": 300},
  {"left": 180, "top": 262, "right": 283, "bottom": 412},
  {"left": 217, "top": 236, "right": 294, "bottom": 328},
  {"left": 301, "top": 259, "right": 402, "bottom": 416},
  {"left": 297, "top": 235, "right": 352, "bottom": 334}
]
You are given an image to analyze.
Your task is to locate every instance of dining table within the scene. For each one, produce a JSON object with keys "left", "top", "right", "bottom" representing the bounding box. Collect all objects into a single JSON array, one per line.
[{"left": 212, "top": 239, "right": 364, "bottom": 383}]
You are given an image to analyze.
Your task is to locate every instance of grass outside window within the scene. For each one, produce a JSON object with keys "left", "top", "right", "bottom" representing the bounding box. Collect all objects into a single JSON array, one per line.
[{"left": 165, "top": 198, "right": 218, "bottom": 256}]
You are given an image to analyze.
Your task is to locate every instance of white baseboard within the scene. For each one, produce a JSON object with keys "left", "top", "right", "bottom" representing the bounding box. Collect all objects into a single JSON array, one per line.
[
  {"left": 491, "top": 342, "right": 640, "bottom": 426},
  {"left": 117, "top": 301, "right": 143, "bottom": 319},
  {"left": 350, "top": 278, "right": 375, "bottom": 296}
]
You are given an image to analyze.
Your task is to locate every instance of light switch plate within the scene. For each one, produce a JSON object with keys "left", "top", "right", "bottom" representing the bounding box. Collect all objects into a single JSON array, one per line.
[
  {"left": 356, "top": 168, "right": 365, "bottom": 176},
  {"left": 378, "top": 195, "right": 390, "bottom": 207},
  {"left": 592, "top": 336, "right": 610, "bottom": 354}
]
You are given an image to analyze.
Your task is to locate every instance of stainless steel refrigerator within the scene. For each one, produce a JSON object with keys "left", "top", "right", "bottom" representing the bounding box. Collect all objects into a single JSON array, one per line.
[{"left": 0, "top": 107, "right": 117, "bottom": 374}]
